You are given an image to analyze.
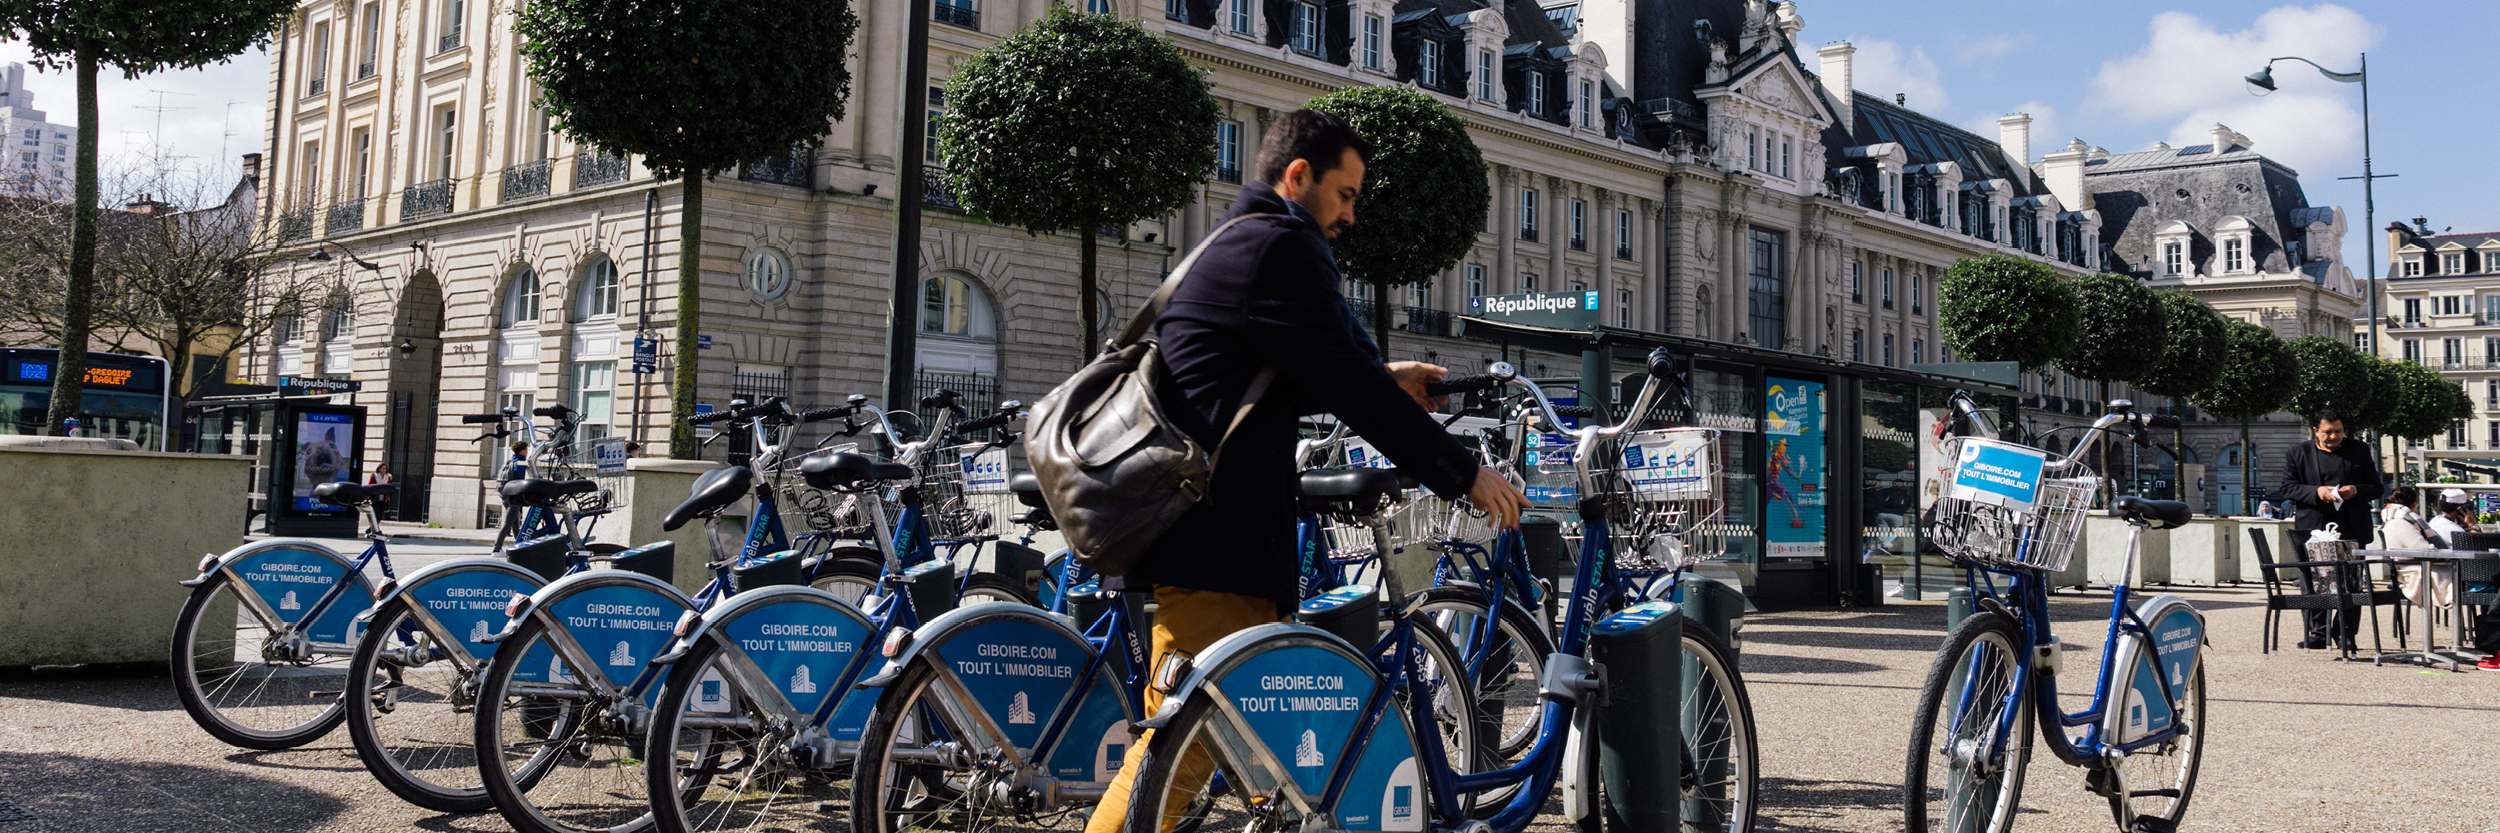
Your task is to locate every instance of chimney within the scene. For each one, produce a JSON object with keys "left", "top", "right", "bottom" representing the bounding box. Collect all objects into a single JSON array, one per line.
[
  {"left": 241, "top": 153, "right": 262, "bottom": 186},
  {"left": 1817, "top": 42, "right": 1856, "bottom": 130},
  {"left": 1997, "top": 113, "right": 2032, "bottom": 165},
  {"left": 2208, "top": 123, "right": 2251, "bottom": 152},
  {"left": 2039, "top": 138, "right": 2091, "bottom": 211}
]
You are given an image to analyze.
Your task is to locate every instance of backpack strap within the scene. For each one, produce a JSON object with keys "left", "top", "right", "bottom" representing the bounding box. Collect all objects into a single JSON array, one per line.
[
  {"left": 1207, "top": 367, "right": 1275, "bottom": 470},
  {"left": 1111, "top": 213, "right": 1275, "bottom": 350}
]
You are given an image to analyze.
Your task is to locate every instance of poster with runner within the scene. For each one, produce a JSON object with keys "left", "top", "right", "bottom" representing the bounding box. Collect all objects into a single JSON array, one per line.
[{"left": 1763, "top": 377, "right": 1825, "bottom": 561}]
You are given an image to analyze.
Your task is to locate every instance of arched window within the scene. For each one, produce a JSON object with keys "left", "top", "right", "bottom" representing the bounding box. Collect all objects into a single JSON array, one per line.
[
  {"left": 500, "top": 266, "right": 540, "bottom": 329},
  {"left": 921, "top": 273, "right": 994, "bottom": 338},
  {"left": 746, "top": 248, "right": 791, "bottom": 301},
  {"left": 320, "top": 295, "right": 352, "bottom": 342},
  {"left": 574, "top": 257, "right": 618, "bottom": 321}
]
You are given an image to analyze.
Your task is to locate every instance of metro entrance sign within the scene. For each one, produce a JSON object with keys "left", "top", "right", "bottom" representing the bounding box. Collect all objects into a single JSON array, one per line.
[{"left": 1467, "top": 290, "right": 1602, "bottom": 331}]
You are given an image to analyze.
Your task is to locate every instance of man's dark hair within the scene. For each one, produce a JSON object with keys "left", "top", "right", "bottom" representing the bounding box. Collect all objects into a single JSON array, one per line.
[
  {"left": 2313, "top": 408, "right": 2343, "bottom": 427},
  {"left": 1255, "top": 109, "right": 1374, "bottom": 186}
]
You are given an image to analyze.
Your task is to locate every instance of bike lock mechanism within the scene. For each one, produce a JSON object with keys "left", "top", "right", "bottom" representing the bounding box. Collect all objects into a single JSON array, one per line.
[{"left": 1589, "top": 602, "right": 1686, "bottom": 831}]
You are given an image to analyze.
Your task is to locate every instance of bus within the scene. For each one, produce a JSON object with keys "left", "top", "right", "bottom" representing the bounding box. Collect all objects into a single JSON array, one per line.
[{"left": 0, "top": 348, "right": 174, "bottom": 450}]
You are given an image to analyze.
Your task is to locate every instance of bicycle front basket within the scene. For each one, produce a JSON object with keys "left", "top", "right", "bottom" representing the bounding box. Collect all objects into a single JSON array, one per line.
[
  {"left": 1926, "top": 437, "right": 2096, "bottom": 572},
  {"left": 1589, "top": 427, "right": 1730, "bottom": 572}
]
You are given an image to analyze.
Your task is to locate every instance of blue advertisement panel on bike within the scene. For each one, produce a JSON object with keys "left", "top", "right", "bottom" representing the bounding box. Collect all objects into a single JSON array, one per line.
[
  {"left": 227, "top": 545, "right": 373, "bottom": 646},
  {"left": 710, "top": 596, "right": 874, "bottom": 717}
]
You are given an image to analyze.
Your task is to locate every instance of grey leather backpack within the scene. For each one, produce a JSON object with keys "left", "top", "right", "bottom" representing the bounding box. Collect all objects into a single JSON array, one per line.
[{"left": 1024, "top": 215, "right": 1274, "bottom": 576}]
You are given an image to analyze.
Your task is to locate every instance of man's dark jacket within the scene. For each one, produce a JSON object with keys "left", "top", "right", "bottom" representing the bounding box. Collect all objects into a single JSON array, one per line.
[
  {"left": 1122, "top": 181, "right": 1478, "bottom": 608},
  {"left": 2279, "top": 438, "right": 2382, "bottom": 542}
]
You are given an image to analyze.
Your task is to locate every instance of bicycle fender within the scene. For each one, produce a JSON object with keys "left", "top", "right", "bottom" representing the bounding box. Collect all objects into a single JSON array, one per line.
[
  {"left": 653, "top": 585, "right": 875, "bottom": 725},
  {"left": 877, "top": 601, "right": 1108, "bottom": 755},
  {"left": 2104, "top": 595, "right": 2205, "bottom": 746},
  {"left": 487, "top": 569, "right": 693, "bottom": 691},
  {"left": 360, "top": 558, "right": 546, "bottom": 663},
  {"left": 196, "top": 538, "right": 373, "bottom": 646}
]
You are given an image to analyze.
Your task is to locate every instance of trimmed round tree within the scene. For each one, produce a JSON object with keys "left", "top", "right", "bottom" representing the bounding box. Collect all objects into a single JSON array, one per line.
[
  {"left": 2383, "top": 361, "right": 2461, "bottom": 442},
  {"left": 1307, "top": 85, "right": 1489, "bottom": 349},
  {"left": 940, "top": 8, "right": 1219, "bottom": 360},
  {"left": 518, "top": 0, "right": 859, "bottom": 458},
  {"left": 1937, "top": 254, "right": 2080, "bottom": 371},
  {"left": 2347, "top": 357, "right": 2403, "bottom": 432},
  {"left": 2190, "top": 321, "right": 2296, "bottom": 514},
  {"left": 2134, "top": 290, "right": 2228, "bottom": 465},
  {"left": 1, "top": 0, "right": 296, "bottom": 434},
  {"left": 2283, "top": 335, "right": 2372, "bottom": 421},
  {"left": 2059, "top": 272, "right": 2165, "bottom": 386}
]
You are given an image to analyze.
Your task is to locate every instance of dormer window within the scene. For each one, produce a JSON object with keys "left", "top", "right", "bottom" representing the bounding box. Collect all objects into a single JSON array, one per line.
[
  {"left": 1361, "top": 14, "right": 1381, "bottom": 69},
  {"left": 2484, "top": 249, "right": 2500, "bottom": 273},
  {"left": 1577, "top": 79, "right": 1594, "bottom": 129},
  {"left": 1477, "top": 49, "right": 1495, "bottom": 100},
  {"left": 1418, "top": 39, "right": 1442, "bottom": 87},
  {"left": 2164, "top": 242, "right": 2185, "bottom": 276},
  {"left": 2403, "top": 256, "right": 2423, "bottom": 277},
  {"left": 1525, "top": 70, "right": 1545, "bottom": 115},
  {"left": 2224, "top": 238, "right": 2245, "bottom": 273},
  {"left": 1229, "top": 0, "right": 1250, "bottom": 33},
  {"left": 2445, "top": 253, "right": 2465, "bottom": 274},
  {"left": 1289, "top": 2, "right": 1321, "bottom": 55}
]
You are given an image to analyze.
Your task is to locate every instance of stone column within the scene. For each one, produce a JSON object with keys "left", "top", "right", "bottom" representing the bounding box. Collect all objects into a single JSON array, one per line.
[
  {"left": 1496, "top": 165, "right": 1517, "bottom": 291},
  {"left": 1593, "top": 188, "right": 1614, "bottom": 301},
  {"left": 1546, "top": 176, "right": 1567, "bottom": 292}
]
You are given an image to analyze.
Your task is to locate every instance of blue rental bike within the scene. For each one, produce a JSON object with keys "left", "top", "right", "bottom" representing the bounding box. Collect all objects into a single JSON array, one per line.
[
  {"left": 633, "top": 394, "right": 1042, "bottom": 833},
  {"left": 1116, "top": 349, "right": 1759, "bottom": 833},
  {"left": 167, "top": 404, "right": 608, "bottom": 750},
  {"left": 344, "top": 404, "right": 633, "bottom": 811},
  {"left": 1903, "top": 394, "right": 2207, "bottom": 833},
  {"left": 471, "top": 396, "right": 863, "bottom": 833}
]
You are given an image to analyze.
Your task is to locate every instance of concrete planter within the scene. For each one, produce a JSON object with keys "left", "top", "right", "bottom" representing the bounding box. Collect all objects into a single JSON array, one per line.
[
  {"left": 2166, "top": 518, "right": 2238, "bottom": 586},
  {"left": 2085, "top": 515, "right": 2170, "bottom": 587},
  {"left": 2236, "top": 519, "right": 2293, "bottom": 582},
  {"left": 0, "top": 439, "right": 252, "bottom": 666},
  {"left": 2044, "top": 527, "right": 2091, "bottom": 590},
  {"left": 624, "top": 458, "right": 728, "bottom": 595}
]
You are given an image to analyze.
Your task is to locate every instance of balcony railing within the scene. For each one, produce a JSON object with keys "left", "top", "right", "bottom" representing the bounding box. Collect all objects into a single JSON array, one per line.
[
  {"left": 934, "top": 2, "right": 979, "bottom": 29},
  {"left": 573, "top": 151, "right": 629, "bottom": 189},
  {"left": 401, "top": 178, "right": 453, "bottom": 221},
  {"left": 307, "top": 77, "right": 326, "bottom": 96},
  {"left": 923, "top": 168, "right": 961, "bottom": 210},
  {"left": 278, "top": 206, "right": 315, "bottom": 242},
  {"left": 1519, "top": 227, "right": 1538, "bottom": 243},
  {"left": 438, "top": 31, "right": 461, "bottom": 53},
  {"left": 739, "top": 146, "right": 813, "bottom": 189},
  {"left": 1569, "top": 237, "right": 1586, "bottom": 252},
  {"left": 1616, "top": 243, "right": 1633, "bottom": 260},
  {"left": 1401, "top": 306, "right": 1453, "bottom": 337},
  {"left": 1215, "top": 166, "right": 1241, "bottom": 184},
  {"left": 357, "top": 59, "right": 376, "bottom": 80},
  {"left": 325, "top": 198, "right": 365, "bottom": 235},
  {"left": 500, "top": 159, "right": 551, "bottom": 202}
]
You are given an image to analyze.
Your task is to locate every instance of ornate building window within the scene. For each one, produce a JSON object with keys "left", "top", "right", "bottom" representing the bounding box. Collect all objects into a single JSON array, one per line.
[
  {"left": 500, "top": 267, "right": 540, "bottom": 329},
  {"left": 1289, "top": 2, "right": 1321, "bottom": 55},
  {"left": 575, "top": 257, "right": 619, "bottom": 322}
]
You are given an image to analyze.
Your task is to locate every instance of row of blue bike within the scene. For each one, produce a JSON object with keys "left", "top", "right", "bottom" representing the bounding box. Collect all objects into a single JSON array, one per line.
[{"left": 165, "top": 344, "right": 2209, "bottom": 833}]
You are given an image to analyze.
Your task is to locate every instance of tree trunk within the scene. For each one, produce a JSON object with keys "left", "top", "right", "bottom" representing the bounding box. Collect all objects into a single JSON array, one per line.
[
  {"left": 2250, "top": 412, "right": 2270, "bottom": 512},
  {"left": 1371, "top": 277, "right": 1392, "bottom": 355},
  {"left": 668, "top": 175, "right": 704, "bottom": 459},
  {"left": 2173, "top": 394, "right": 2188, "bottom": 506},
  {"left": 1079, "top": 224, "right": 1098, "bottom": 361},
  {"left": 44, "top": 45, "right": 99, "bottom": 436}
]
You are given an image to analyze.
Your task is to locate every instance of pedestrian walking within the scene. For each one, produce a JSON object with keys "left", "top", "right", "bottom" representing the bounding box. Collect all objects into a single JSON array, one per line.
[
  {"left": 2278, "top": 408, "right": 2381, "bottom": 651},
  {"left": 1080, "top": 109, "right": 1527, "bottom": 833},
  {"left": 491, "top": 439, "right": 530, "bottom": 552},
  {"left": 366, "top": 463, "right": 395, "bottom": 518}
]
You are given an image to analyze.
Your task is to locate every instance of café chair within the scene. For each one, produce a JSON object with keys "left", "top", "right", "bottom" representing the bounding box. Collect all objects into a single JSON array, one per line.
[{"left": 2248, "top": 528, "right": 2398, "bottom": 659}]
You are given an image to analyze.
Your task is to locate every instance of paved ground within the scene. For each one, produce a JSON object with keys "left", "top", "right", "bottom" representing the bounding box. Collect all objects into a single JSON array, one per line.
[{"left": 0, "top": 577, "right": 2489, "bottom": 832}]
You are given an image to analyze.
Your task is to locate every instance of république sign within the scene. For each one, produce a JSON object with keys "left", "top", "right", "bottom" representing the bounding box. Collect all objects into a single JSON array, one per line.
[{"left": 1468, "top": 290, "right": 1601, "bottom": 330}]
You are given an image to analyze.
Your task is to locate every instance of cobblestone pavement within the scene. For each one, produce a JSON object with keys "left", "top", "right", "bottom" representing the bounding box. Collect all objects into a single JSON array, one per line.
[{"left": 1, "top": 576, "right": 2489, "bottom": 832}]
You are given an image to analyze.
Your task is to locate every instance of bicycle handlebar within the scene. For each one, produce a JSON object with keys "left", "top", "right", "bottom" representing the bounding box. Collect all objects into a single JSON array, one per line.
[
  {"left": 1424, "top": 374, "right": 1501, "bottom": 396},
  {"left": 460, "top": 414, "right": 504, "bottom": 424},
  {"left": 953, "top": 412, "right": 1017, "bottom": 434},
  {"left": 796, "top": 406, "right": 848, "bottom": 425},
  {"left": 531, "top": 404, "right": 574, "bottom": 420},
  {"left": 687, "top": 410, "right": 738, "bottom": 426}
]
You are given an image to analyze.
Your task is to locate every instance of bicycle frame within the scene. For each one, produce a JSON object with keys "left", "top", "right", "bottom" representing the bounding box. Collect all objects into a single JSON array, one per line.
[{"left": 1957, "top": 532, "right": 2193, "bottom": 772}]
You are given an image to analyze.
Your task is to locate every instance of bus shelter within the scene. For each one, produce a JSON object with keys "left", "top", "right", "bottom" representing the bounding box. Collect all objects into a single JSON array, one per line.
[{"left": 1457, "top": 299, "right": 2019, "bottom": 610}]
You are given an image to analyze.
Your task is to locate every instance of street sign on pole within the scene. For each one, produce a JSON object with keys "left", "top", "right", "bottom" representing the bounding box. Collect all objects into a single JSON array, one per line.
[
  {"left": 1467, "top": 290, "right": 1603, "bottom": 330},
  {"left": 631, "top": 336, "right": 659, "bottom": 375}
]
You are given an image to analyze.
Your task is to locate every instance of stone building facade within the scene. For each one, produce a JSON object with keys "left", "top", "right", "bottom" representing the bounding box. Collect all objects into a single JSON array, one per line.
[{"left": 2365, "top": 221, "right": 2500, "bottom": 479}]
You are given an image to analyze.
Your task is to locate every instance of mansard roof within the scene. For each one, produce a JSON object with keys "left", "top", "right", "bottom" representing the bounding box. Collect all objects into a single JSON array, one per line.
[
  {"left": 2082, "top": 140, "right": 2320, "bottom": 279},
  {"left": 1828, "top": 91, "right": 2036, "bottom": 192}
]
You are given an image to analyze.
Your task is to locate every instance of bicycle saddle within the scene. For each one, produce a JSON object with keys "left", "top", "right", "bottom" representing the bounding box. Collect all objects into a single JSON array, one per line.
[
  {"left": 313, "top": 482, "right": 395, "bottom": 506},
  {"left": 1294, "top": 467, "right": 1415, "bottom": 503},
  {"left": 663, "top": 466, "right": 756, "bottom": 531},
  {"left": 1009, "top": 470, "right": 1047, "bottom": 508},
  {"left": 800, "top": 451, "right": 914, "bottom": 492},
  {"left": 498, "top": 478, "right": 599, "bottom": 508},
  {"left": 2110, "top": 496, "right": 2192, "bottom": 530}
]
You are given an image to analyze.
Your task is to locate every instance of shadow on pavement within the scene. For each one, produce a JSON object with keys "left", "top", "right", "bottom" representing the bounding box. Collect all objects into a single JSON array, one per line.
[
  {"left": 1753, "top": 776, "right": 1905, "bottom": 832},
  {"left": 0, "top": 664, "right": 183, "bottom": 713},
  {"left": 0, "top": 750, "right": 349, "bottom": 833},
  {"left": 1740, "top": 651, "right": 1893, "bottom": 675}
]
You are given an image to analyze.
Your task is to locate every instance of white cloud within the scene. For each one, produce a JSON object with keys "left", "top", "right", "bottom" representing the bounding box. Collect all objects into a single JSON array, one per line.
[
  {"left": 2085, "top": 5, "right": 2378, "bottom": 177},
  {"left": 0, "top": 45, "right": 272, "bottom": 188},
  {"left": 1954, "top": 32, "right": 2036, "bottom": 64},
  {"left": 1848, "top": 38, "right": 1951, "bottom": 113}
]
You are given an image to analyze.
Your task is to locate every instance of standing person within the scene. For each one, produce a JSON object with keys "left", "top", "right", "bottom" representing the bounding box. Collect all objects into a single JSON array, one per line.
[
  {"left": 366, "top": 463, "right": 395, "bottom": 519},
  {"left": 491, "top": 439, "right": 531, "bottom": 552},
  {"left": 1082, "top": 109, "right": 1528, "bottom": 833},
  {"left": 2278, "top": 408, "right": 2382, "bottom": 651}
]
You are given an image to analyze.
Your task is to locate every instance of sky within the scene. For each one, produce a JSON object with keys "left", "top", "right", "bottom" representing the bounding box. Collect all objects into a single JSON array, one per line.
[{"left": 3, "top": 2, "right": 2493, "bottom": 272}]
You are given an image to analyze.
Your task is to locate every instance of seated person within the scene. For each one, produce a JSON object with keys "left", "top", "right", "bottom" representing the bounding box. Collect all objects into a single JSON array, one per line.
[{"left": 2405, "top": 489, "right": 2475, "bottom": 610}]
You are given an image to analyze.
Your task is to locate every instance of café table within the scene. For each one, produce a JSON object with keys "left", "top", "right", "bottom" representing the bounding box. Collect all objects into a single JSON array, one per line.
[{"left": 2370, "top": 548, "right": 2498, "bottom": 672}]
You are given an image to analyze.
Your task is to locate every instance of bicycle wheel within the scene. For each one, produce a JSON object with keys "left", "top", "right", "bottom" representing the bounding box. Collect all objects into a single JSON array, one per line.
[
  {"left": 1903, "top": 611, "right": 2032, "bottom": 833},
  {"left": 646, "top": 634, "right": 836, "bottom": 833},
  {"left": 2106, "top": 661, "right": 2204, "bottom": 831},
  {"left": 1679, "top": 624, "right": 1757, "bottom": 833},
  {"left": 808, "top": 554, "right": 884, "bottom": 608},
  {"left": 346, "top": 597, "right": 491, "bottom": 812},
  {"left": 1119, "top": 688, "right": 1313, "bottom": 833},
  {"left": 959, "top": 573, "right": 1040, "bottom": 608},
  {"left": 1410, "top": 585, "right": 1550, "bottom": 761},
  {"left": 475, "top": 614, "right": 656, "bottom": 833},
  {"left": 853, "top": 655, "right": 1084, "bottom": 832},
  {"left": 168, "top": 572, "right": 350, "bottom": 749},
  {"left": 1392, "top": 608, "right": 1481, "bottom": 802}
]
